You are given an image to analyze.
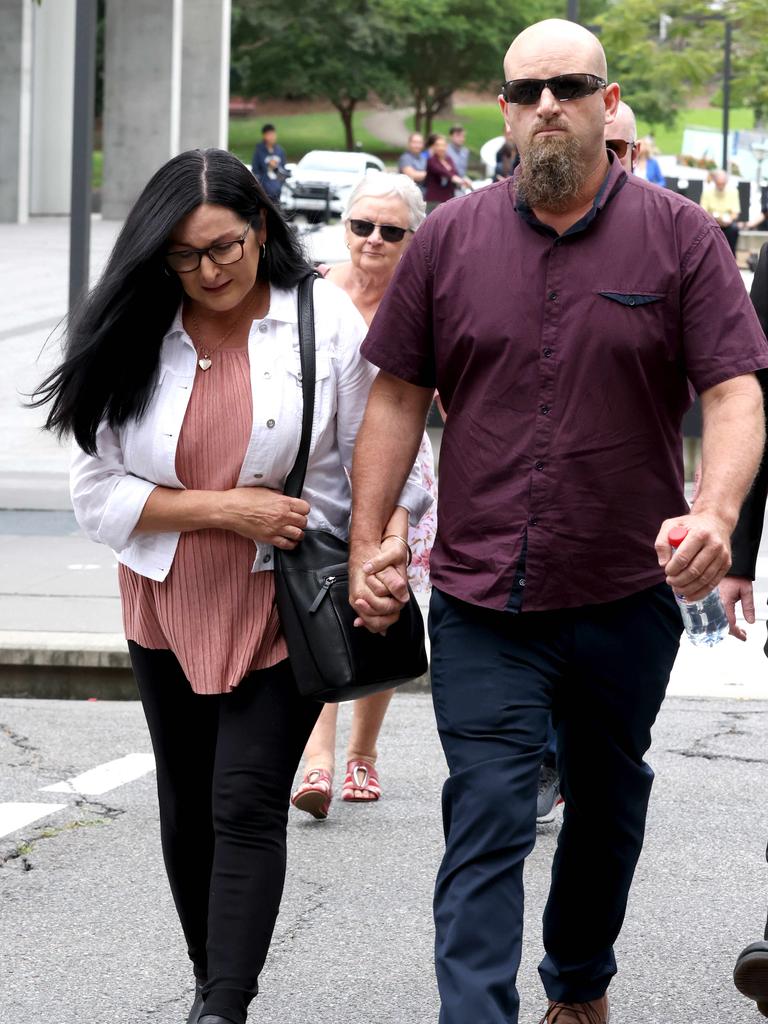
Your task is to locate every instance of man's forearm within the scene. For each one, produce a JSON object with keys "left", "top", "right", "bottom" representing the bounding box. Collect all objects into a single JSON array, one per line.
[
  {"left": 350, "top": 372, "right": 433, "bottom": 546},
  {"left": 693, "top": 374, "right": 765, "bottom": 531}
]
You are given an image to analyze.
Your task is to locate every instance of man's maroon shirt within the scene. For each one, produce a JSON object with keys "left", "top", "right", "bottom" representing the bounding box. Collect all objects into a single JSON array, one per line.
[{"left": 361, "top": 157, "right": 768, "bottom": 612}]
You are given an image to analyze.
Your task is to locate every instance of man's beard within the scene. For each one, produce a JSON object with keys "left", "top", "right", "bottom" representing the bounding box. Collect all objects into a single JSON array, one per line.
[{"left": 516, "top": 132, "right": 586, "bottom": 213}]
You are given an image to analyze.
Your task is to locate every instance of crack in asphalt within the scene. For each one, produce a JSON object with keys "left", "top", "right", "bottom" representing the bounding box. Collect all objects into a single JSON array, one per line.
[
  {"left": 0, "top": 797, "right": 125, "bottom": 872},
  {"left": 666, "top": 710, "right": 767, "bottom": 765},
  {"left": 267, "top": 876, "right": 328, "bottom": 963},
  {"left": 0, "top": 722, "right": 42, "bottom": 767}
]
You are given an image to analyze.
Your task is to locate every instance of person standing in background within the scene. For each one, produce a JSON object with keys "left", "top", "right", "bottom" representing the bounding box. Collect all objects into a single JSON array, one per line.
[
  {"left": 251, "top": 123, "right": 287, "bottom": 204},
  {"left": 634, "top": 136, "right": 666, "bottom": 185},
  {"left": 398, "top": 132, "right": 428, "bottom": 194},
  {"left": 425, "top": 135, "right": 470, "bottom": 213},
  {"left": 701, "top": 169, "right": 742, "bottom": 255},
  {"left": 447, "top": 125, "right": 470, "bottom": 181}
]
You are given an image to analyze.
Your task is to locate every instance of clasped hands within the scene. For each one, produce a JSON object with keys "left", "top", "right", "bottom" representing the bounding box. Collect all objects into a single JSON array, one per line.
[{"left": 349, "top": 537, "right": 410, "bottom": 634}]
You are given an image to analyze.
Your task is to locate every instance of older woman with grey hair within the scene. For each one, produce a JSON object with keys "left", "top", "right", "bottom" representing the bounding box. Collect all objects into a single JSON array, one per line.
[{"left": 291, "top": 173, "right": 438, "bottom": 817}]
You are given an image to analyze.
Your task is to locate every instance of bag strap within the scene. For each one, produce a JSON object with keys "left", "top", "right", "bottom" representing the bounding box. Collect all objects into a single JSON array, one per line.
[{"left": 283, "top": 273, "right": 317, "bottom": 499}]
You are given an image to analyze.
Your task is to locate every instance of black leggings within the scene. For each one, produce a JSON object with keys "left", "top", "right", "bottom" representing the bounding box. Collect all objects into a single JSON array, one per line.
[{"left": 129, "top": 643, "right": 321, "bottom": 1024}]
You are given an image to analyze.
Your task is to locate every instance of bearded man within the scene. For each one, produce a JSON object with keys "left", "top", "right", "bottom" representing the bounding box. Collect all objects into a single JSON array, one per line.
[{"left": 348, "top": 19, "right": 768, "bottom": 1024}]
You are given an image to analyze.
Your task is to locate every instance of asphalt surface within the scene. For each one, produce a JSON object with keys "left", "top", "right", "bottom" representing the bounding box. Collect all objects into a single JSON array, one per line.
[{"left": 1, "top": 692, "right": 767, "bottom": 1024}]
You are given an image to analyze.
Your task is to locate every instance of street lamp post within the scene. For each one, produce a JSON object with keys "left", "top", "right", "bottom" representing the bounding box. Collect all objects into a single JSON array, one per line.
[
  {"left": 69, "top": 0, "right": 97, "bottom": 313},
  {"left": 567, "top": 0, "right": 580, "bottom": 23},
  {"left": 722, "top": 20, "right": 732, "bottom": 172}
]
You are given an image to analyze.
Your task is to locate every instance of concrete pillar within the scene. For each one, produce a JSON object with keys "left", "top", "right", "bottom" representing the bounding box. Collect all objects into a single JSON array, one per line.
[
  {"left": 101, "top": 0, "right": 184, "bottom": 220},
  {"left": 179, "top": 0, "right": 231, "bottom": 152},
  {"left": 0, "top": 0, "right": 32, "bottom": 222},
  {"left": 29, "top": 0, "right": 76, "bottom": 215}
]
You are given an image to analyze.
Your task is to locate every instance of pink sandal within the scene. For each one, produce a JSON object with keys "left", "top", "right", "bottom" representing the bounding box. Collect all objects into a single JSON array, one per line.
[
  {"left": 342, "top": 759, "right": 381, "bottom": 802},
  {"left": 291, "top": 768, "right": 333, "bottom": 820}
]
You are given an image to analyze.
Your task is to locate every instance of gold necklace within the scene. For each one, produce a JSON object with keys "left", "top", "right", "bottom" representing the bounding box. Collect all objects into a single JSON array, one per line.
[{"left": 188, "top": 291, "right": 259, "bottom": 371}]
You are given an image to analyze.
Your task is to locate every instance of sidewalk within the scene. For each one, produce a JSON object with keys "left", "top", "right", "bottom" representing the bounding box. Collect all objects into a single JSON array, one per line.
[{"left": 0, "top": 216, "right": 765, "bottom": 702}]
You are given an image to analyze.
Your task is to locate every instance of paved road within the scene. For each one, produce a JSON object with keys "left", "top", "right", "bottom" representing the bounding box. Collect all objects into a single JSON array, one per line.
[{"left": 1, "top": 693, "right": 767, "bottom": 1024}]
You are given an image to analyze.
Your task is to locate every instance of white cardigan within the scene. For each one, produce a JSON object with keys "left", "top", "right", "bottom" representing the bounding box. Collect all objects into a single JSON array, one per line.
[{"left": 70, "top": 278, "right": 433, "bottom": 581}]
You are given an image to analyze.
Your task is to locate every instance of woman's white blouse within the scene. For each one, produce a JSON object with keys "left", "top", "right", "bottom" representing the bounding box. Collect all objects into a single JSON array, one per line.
[{"left": 70, "top": 279, "right": 433, "bottom": 582}]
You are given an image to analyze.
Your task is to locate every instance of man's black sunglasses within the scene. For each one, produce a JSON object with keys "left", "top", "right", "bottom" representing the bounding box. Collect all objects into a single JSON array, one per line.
[
  {"left": 349, "top": 219, "right": 411, "bottom": 243},
  {"left": 501, "top": 73, "right": 606, "bottom": 105}
]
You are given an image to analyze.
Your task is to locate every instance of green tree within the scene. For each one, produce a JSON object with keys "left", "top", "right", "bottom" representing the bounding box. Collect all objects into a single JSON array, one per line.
[
  {"left": 385, "top": 0, "right": 561, "bottom": 138},
  {"left": 597, "top": 0, "right": 721, "bottom": 130},
  {"left": 231, "top": 1, "right": 405, "bottom": 151}
]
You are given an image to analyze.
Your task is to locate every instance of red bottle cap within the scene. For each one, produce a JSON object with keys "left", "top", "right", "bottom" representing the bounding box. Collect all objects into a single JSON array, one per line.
[{"left": 668, "top": 525, "right": 688, "bottom": 549}]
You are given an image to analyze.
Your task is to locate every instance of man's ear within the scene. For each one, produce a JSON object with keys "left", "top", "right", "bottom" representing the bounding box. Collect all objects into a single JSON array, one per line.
[{"left": 604, "top": 82, "right": 621, "bottom": 126}]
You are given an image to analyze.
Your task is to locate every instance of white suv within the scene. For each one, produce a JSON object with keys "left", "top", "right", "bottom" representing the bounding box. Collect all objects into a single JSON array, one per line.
[{"left": 281, "top": 150, "right": 385, "bottom": 219}]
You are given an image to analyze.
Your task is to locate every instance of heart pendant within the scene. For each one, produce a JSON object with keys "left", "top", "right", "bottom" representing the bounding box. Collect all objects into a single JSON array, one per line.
[{"left": 198, "top": 357, "right": 212, "bottom": 371}]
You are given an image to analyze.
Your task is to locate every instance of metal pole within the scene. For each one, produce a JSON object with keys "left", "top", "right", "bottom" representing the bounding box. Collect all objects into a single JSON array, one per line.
[
  {"left": 567, "top": 0, "right": 580, "bottom": 23},
  {"left": 722, "top": 20, "right": 732, "bottom": 172},
  {"left": 69, "top": 0, "right": 97, "bottom": 313}
]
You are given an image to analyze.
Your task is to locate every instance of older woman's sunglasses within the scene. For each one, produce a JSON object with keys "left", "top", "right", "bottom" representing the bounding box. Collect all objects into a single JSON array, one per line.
[
  {"left": 501, "top": 73, "right": 606, "bottom": 105},
  {"left": 349, "top": 219, "right": 411, "bottom": 243}
]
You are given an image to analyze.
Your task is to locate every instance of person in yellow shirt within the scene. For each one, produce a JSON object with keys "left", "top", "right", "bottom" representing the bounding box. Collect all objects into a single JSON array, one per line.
[{"left": 701, "top": 170, "right": 741, "bottom": 254}]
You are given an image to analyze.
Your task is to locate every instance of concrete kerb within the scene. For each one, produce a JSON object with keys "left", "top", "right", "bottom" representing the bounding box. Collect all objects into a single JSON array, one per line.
[{"left": 0, "top": 630, "right": 431, "bottom": 699}]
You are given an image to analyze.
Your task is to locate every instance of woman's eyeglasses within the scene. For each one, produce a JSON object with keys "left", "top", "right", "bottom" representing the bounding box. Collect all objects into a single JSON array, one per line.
[
  {"left": 501, "top": 73, "right": 606, "bottom": 105},
  {"left": 348, "top": 219, "right": 411, "bottom": 243},
  {"left": 606, "top": 139, "right": 637, "bottom": 160},
  {"left": 165, "top": 223, "right": 251, "bottom": 273}
]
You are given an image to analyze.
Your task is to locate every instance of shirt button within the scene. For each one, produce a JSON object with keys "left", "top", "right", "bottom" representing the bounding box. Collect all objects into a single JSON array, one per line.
[
  {"left": 264, "top": 371, "right": 271, "bottom": 379},
  {"left": 548, "top": 291, "right": 558, "bottom": 301},
  {"left": 529, "top": 516, "right": 539, "bottom": 526},
  {"left": 259, "top": 323, "right": 268, "bottom": 333},
  {"left": 543, "top": 347, "right": 553, "bottom": 358},
  {"left": 540, "top": 404, "right": 550, "bottom": 415},
  {"left": 628, "top": 297, "right": 636, "bottom": 306},
  {"left": 266, "top": 419, "right": 275, "bottom": 428},
  {"left": 263, "top": 554, "right": 272, "bottom": 563},
  {"left": 535, "top": 461, "right": 545, "bottom": 471},
  {"left": 518, "top": 578, "right": 526, "bottom": 587},
  {"left": 254, "top": 473, "right": 263, "bottom": 479}
]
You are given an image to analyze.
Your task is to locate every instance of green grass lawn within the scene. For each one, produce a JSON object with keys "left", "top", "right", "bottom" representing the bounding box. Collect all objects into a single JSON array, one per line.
[
  {"left": 228, "top": 112, "right": 401, "bottom": 164},
  {"left": 92, "top": 103, "right": 756, "bottom": 184}
]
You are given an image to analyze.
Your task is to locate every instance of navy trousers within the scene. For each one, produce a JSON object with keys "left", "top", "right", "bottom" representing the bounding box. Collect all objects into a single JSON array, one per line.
[{"left": 429, "top": 583, "right": 682, "bottom": 1024}]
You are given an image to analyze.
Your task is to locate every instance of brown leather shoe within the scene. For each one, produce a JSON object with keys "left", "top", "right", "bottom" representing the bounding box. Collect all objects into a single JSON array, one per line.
[{"left": 540, "top": 995, "right": 610, "bottom": 1023}]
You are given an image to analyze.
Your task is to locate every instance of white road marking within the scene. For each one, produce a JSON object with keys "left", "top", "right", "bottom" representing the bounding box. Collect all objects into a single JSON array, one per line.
[
  {"left": 41, "top": 753, "right": 156, "bottom": 796},
  {"left": 0, "top": 802, "right": 67, "bottom": 840}
]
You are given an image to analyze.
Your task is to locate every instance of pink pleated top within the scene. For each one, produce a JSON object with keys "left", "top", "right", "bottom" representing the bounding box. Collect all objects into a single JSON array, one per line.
[{"left": 118, "top": 348, "right": 288, "bottom": 694}]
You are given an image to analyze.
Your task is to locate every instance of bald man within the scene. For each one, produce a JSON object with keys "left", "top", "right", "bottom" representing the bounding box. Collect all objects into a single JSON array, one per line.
[
  {"left": 605, "top": 99, "right": 638, "bottom": 172},
  {"left": 349, "top": 19, "right": 768, "bottom": 1024}
]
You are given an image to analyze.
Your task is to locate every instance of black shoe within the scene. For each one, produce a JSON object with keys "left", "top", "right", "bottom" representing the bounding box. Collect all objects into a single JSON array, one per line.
[
  {"left": 198, "top": 1017, "right": 234, "bottom": 1024},
  {"left": 734, "top": 941, "right": 768, "bottom": 1017},
  {"left": 186, "top": 981, "right": 206, "bottom": 1024}
]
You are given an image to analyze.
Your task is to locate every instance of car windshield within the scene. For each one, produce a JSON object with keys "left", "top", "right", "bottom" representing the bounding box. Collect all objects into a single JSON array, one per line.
[{"left": 299, "top": 152, "right": 364, "bottom": 173}]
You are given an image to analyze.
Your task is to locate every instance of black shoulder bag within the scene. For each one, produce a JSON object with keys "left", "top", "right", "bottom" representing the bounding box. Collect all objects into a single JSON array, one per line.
[{"left": 273, "top": 275, "right": 428, "bottom": 702}]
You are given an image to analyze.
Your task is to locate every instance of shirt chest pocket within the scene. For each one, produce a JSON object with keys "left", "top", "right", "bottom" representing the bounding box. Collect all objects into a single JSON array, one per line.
[
  {"left": 592, "top": 288, "right": 675, "bottom": 359},
  {"left": 283, "top": 352, "right": 334, "bottom": 428}
]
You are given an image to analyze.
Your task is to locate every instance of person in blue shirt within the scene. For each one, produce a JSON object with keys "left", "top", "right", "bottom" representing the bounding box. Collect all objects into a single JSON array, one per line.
[
  {"left": 251, "top": 124, "right": 287, "bottom": 203},
  {"left": 634, "top": 136, "right": 666, "bottom": 185}
]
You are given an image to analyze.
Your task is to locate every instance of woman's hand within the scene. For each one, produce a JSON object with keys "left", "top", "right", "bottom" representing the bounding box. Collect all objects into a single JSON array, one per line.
[
  {"left": 218, "top": 487, "right": 310, "bottom": 548},
  {"left": 348, "top": 535, "right": 409, "bottom": 634}
]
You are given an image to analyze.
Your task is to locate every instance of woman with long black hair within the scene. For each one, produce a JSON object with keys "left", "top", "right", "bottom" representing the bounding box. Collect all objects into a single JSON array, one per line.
[{"left": 33, "top": 148, "right": 430, "bottom": 1024}]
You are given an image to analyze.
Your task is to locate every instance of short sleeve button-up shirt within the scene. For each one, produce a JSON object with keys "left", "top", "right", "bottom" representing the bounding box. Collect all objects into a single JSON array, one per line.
[{"left": 361, "top": 156, "right": 768, "bottom": 613}]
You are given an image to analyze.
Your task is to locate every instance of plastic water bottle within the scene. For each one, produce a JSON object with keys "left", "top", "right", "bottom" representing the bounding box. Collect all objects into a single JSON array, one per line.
[{"left": 668, "top": 526, "right": 729, "bottom": 647}]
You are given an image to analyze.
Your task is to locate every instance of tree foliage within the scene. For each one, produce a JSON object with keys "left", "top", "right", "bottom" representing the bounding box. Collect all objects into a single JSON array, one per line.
[
  {"left": 231, "top": 1, "right": 405, "bottom": 150},
  {"left": 230, "top": 0, "right": 561, "bottom": 146},
  {"left": 382, "top": 0, "right": 559, "bottom": 137}
]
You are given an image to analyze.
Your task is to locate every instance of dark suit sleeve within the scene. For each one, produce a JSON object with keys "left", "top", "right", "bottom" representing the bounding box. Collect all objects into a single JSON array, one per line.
[{"left": 729, "top": 244, "right": 768, "bottom": 578}]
